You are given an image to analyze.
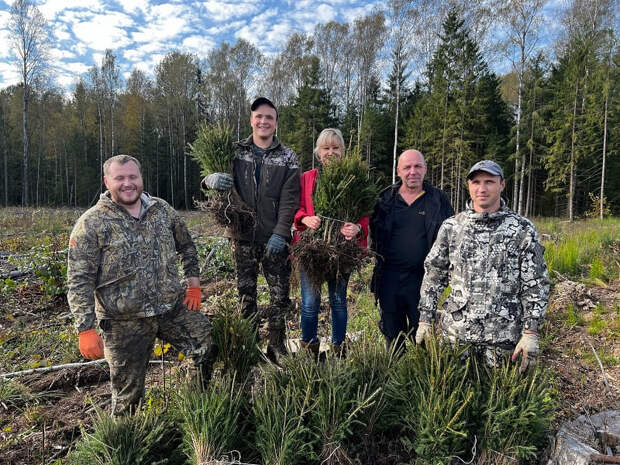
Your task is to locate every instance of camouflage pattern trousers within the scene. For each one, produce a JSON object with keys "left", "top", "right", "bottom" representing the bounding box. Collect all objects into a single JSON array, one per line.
[
  {"left": 99, "top": 299, "right": 213, "bottom": 414},
  {"left": 232, "top": 239, "right": 291, "bottom": 332}
]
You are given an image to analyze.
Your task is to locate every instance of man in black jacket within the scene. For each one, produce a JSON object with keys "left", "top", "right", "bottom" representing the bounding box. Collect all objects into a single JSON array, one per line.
[
  {"left": 204, "top": 97, "right": 300, "bottom": 359},
  {"left": 370, "top": 149, "right": 453, "bottom": 351}
]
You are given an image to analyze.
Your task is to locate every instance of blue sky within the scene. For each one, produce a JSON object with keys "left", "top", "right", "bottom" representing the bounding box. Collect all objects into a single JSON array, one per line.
[
  {"left": 0, "top": 0, "right": 383, "bottom": 90},
  {"left": 0, "top": 0, "right": 572, "bottom": 92}
]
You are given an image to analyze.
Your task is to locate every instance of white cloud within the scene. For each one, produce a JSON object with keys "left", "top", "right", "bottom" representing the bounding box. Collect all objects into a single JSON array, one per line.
[
  {"left": 205, "top": 19, "right": 245, "bottom": 35},
  {"left": 0, "top": 29, "right": 11, "bottom": 58},
  {"left": 55, "top": 72, "right": 80, "bottom": 89},
  {"left": 53, "top": 23, "right": 72, "bottom": 41},
  {"left": 235, "top": 7, "right": 284, "bottom": 48},
  {"left": 200, "top": 0, "right": 259, "bottom": 22},
  {"left": 182, "top": 35, "right": 216, "bottom": 55},
  {"left": 134, "top": 53, "right": 165, "bottom": 74},
  {"left": 0, "top": 61, "right": 20, "bottom": 87},
  {"left": 62, "top": 61, "right": 90, "bottom": 74},
  {"left": 92, "top": 52, "right": 104, "bottom": 66},
  {"left": 72, "top": 12, "right": 134, "bottom": 50},
  {"left": 50, "top": 48, "right": 76, "bottom": 60},
  {"left": 316, "top": 4, "right": 337, "bottom": 23},
  {"left": 38, "top": 0, "right": 104, "bottom": 20},
  {"left": 70, "top": 41, "right": 88, "bottom": 56},
  {"left": 134, "top": 4, "right": 191, "bottom": 43},
  {"left": 288, "top": 4, "right": 337, "bottom": 32},
  {"left": 124, "top": 41, "right": 167, "bottom": 62},
  {"left": 341, "top": 3, "right": 381, "bottom": 23},
  {"left": 0, "top": 9, "right": 9, "bottom": 26},
  {"left": 116, "top": 0, "right": 149, "bottom": 15}
]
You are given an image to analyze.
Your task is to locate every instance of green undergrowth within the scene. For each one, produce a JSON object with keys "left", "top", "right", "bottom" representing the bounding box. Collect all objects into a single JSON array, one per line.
[
  {"left": 66, "top": 303, "right": 557, "bottom": 465},
  {"left": 0, "top": 321, "right": 80, "bottom": 372},
  {"left": 0, "top": 207, "right": 80, "bottom": 252},
  {"left": 536, "top": 217, "right": 619, "bottom": 283}
]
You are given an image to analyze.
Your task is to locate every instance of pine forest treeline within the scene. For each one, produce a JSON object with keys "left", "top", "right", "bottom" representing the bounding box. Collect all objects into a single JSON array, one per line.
[{"left": 0, "top": 0, "right": 618, "bottom": 217}]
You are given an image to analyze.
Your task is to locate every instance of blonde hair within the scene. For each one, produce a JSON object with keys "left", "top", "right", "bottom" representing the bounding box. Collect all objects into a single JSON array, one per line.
[{"left": 313, "top": 128, "right": 345, "bottom": 157}]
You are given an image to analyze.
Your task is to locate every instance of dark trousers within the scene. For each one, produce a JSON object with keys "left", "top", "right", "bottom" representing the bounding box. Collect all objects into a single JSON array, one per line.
[
  {"left": 378, "top": 269, "right": 424, "bottom": 351},
  {"left": 232, "top": 239, "right": 291, "bottom": 332}
]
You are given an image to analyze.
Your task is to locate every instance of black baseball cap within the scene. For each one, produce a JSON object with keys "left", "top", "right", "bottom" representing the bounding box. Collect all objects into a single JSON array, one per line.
[
  {"left": 466, "top": 160, "right": 504, "bottom": 180},
  {"left": 250, "top": 97, "right": 278, "bottom": 118}
]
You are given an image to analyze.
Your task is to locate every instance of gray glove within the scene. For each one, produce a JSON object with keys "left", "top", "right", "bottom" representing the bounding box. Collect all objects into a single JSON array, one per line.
[
  {"left": 203, "top": 173, "right": 233, "bottom": 191},
  {"left": 265, "top": 234, "right": 287, "bottom": 255}
]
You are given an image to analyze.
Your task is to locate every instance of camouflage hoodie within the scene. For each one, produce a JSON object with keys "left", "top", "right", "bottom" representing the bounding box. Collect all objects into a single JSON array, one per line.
[
  {"left": 67, "top": 192, "right": 199, "bottom": 332},
  {"left": 418, "top": 200, "right": 549, "bottom": 347}
]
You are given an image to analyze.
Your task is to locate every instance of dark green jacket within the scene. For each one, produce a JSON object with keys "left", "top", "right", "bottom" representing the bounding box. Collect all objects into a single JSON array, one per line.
[{"left": 232, "top": 135, "right": 300, "bottom": 243}]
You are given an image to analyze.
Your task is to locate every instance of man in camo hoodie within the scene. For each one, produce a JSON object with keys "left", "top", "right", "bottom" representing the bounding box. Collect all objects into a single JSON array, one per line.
[
  {"left": 415, "top": 160, "right": 549, "bottom": 370},
  {"left": 67, "top": 155, "right": 215, "bottom": 413}
]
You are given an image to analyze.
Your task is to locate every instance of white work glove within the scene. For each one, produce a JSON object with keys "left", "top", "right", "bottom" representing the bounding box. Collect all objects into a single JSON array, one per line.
[
  {"left": 511, "top": 332, "right": 538, "bottom": 373},
  {"left": 415, "top": 322, "right": 432, "bottom": 345},
  {"left": 202, "top": 173, "right": 233, "bottom": 191}
]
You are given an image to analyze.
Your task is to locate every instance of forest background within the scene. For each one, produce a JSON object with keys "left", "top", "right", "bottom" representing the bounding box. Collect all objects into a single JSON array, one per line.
[{"left": 0, "top": 0, "right": 618, "bottom": 219}]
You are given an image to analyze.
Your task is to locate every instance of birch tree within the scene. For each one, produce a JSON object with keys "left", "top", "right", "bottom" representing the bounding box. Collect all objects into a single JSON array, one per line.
[
  {"left": 499, "top": 0, "right": 546, "bottom": 215},
  {"left": 8, "top": 0, "right": 49, "bottom": 206}
]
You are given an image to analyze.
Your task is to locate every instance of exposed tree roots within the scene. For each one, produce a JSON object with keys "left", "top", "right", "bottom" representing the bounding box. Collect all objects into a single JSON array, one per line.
[
  {"left": 292, "top": 229, "right": 366, "bottom": 290},
  {"left": 197, "top": 189, "right": 255, "bottom": 235}
]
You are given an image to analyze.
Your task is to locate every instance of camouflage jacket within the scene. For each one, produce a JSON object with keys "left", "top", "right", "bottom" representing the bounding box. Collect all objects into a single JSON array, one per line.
[
  {"left": 232, "top": 135, "right": 300, "bottom": 244},
  {"left": 67, "top": 192, "right": 199, "bottom": 332},
  {"left": 418, "top": 200, "right": 549, "bottom": 347}
]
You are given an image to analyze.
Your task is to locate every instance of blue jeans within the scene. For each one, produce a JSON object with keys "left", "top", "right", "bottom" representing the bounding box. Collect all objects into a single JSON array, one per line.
[{"left": 299, "top": 270, "right": 350, "bottom": 346}]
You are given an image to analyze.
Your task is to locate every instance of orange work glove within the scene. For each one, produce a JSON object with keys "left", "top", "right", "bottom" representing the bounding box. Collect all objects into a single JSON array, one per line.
[
  {"left": 78, "top": 329, "right": 104, "bottom": 360},
  {"left": 183, "top": 286, "right": 202, "bottom": 311}
]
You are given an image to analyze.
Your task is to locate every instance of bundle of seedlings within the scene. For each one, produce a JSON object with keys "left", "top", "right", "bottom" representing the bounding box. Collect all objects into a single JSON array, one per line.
[
  {"left": 253, "top": 356, "right": 318, "bottom": 465},
  {"left": 292, "top": 152, "right": 377, "bottom": 289},
  {"left": 470, "top": 357, "right": 557, "bottom": 463},
  {"left": 69, "top": 404, "right": 181, "bottom": 465},
  {"left": 386, "top": 336, "right": 474, "bottom": 464},
  {"left": 210, "top": 293, "right": 260, "bottom": 380},
  {"left": 345, "top": 334, "right": 396, "bottom": 447},
  {"left": 311, "top": 355, "right": 379, "bottom": 465},
  {"left": 190, "top": 122, "right": 254, "bottom": 234},
  {"left": 175, "top": 373, "right": 248, "bottom": 465}
]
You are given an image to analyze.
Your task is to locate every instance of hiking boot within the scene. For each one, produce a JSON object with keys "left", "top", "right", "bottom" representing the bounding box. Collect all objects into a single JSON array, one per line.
[
  {"left": 266, "top": 328, "right": 288, "bottom": 363},
  {"left": 197, "top": 343, "right": 218, "bottom": 388},
  {"left": 300, "top": 340, "right": 321, "bottom": 360},
  {"left": 332, "top": 342, "right": 347, "bottom": 359}
]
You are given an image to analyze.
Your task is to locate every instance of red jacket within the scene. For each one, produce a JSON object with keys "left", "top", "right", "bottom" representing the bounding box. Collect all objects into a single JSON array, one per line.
[{"left": 292, "top": 169, "right": 369, "bottom": 247}]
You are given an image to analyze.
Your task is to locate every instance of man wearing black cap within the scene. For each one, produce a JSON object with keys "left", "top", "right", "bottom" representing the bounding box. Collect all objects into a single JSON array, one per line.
[
  {"left": 203, "top": 97, "right": 300, "bottom": 360},
  {"left": 415, "top": 160, "right": 549, "bottom": 372}
]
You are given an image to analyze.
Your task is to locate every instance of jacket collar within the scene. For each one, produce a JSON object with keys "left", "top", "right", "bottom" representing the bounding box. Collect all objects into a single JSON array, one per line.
[
  {"left": 238, "top": 134, "right": 281, "bottom": 152},
  {"left": 100, "top": 191, "right": 155, "bottom": 217},
  {"left": 465, "top": 198, "right": 509, "bottom": 222}
]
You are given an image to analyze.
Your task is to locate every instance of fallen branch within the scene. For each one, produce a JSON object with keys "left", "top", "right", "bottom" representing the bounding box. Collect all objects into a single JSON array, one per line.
[
  {"left": 1, "top": 359, "right": 173, "bottom": 379},
  {"left": 0, "top": 270, "right": 31, "bottom": 280},
  {"left": 590, "top": 454, "right": 620, "bottom": 464},
  {"left": 588, "top": 340, "right": 611, "bottom": 389}
]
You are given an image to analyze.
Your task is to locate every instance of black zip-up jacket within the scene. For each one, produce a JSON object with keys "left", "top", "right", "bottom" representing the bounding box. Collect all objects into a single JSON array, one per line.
[
  {"left": 370, "top": 180, "right": 454, "bottom": 300},
  {"left": 232, "top": 135, "right": 300, "bottom": 244}
]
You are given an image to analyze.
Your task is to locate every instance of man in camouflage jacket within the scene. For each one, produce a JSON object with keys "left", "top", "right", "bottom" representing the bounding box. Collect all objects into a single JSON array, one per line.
[
  {"left": 67, "top": 155, "right": 214, "bottom": 413},
  {"left": 415, "top": 160, "right": 549, "bottom": 370},
  {"left": 203, "top": 97, "right": 300, "bottom": 359}
]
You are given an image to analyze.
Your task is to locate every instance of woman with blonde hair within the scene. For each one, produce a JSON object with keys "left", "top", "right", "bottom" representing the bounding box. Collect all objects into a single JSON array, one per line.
[{"left": 292, "top": 128, "right": 369, "bottom": 357}]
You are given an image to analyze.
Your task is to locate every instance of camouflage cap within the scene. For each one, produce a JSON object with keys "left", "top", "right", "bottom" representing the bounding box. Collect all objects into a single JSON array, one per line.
[{"left": 467, "top": 160, "right": 504, "bottom": 180}]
